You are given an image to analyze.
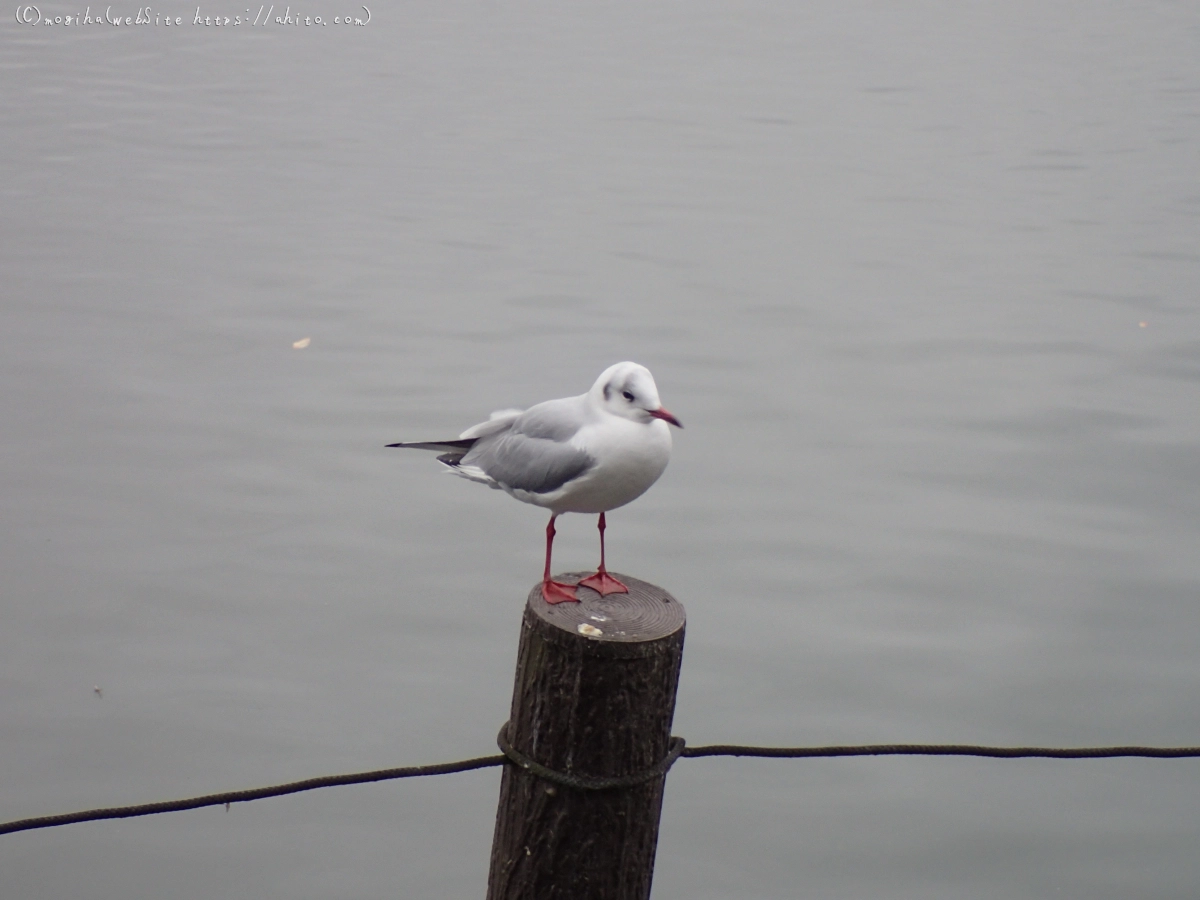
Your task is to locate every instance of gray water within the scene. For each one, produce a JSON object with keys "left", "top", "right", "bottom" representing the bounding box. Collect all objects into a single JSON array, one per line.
[{"left": 3, "top": 3, "right": 1199, "bottom": 898}]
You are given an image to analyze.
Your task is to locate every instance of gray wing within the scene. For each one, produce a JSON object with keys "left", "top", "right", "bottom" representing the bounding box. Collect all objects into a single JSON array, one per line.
[
  {"left": 459, "top": 408, "right": 523, "bottom": 440},
  {"left": 508, "top": 396, "right": 590, "bottom": 442},
  {"left": 461, "top": 396, "right": 595, "bottom": 494}
]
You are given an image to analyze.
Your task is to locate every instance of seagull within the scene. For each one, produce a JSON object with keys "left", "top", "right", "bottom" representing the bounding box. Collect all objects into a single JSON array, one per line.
[{"left": 388, "top": 362, "right": 682, "bottom": 604}]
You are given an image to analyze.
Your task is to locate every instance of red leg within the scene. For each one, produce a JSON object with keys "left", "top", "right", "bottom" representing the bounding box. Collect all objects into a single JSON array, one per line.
[
  {"left": 541, "top": 514, "right": 578, "bottom": 604},
  {"left": 579, "top": 512, "right": 629, "bottom": 596}
]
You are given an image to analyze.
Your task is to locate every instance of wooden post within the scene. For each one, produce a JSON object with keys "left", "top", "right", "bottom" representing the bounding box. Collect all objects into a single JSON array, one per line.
[{"left": 486, "top": 572, "right": 687, "bottom": 900}]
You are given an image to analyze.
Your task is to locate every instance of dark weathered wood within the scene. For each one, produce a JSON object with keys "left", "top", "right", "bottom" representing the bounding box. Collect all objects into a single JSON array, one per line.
[{"left": 487, "top": 572, "right": 687, "bottom": 900}]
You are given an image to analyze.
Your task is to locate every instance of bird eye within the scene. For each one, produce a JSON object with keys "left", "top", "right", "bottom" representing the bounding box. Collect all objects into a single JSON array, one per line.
[{"left": 622, "top": 390, "right": 635, "bottom": 402}]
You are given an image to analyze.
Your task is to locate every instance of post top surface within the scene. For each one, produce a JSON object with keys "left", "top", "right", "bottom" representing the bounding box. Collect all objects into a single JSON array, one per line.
[{"left": 526, "top": 573, "right": 686, "bottom": 643}]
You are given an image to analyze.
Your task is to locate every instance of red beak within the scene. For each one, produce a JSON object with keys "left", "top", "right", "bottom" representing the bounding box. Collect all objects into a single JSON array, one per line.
[{"left": 649, "top": 407, "right": 683, "bottom": 428}]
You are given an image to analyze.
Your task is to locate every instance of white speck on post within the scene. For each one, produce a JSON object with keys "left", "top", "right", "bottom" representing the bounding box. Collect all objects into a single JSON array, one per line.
[{"left": 578, "top": 623, "right": 603, "bottom": 637}]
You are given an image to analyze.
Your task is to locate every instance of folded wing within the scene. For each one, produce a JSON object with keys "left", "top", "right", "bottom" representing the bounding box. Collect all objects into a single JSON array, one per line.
[
  {"left": 461, "top": 429, "right": 594, "bottom": 494},
  {"left": 388, "top": 396, "right": 595, "bottom": 495}
]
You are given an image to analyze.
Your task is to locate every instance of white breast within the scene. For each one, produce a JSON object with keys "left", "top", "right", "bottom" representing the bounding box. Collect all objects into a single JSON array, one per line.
[{"left": 543, "top": 417, "right": 673, "bottom": 515}]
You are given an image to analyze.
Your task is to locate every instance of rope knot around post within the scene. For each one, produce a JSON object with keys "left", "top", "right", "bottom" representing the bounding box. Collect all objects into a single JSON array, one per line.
[{"left": 496, "top": 722, "right": 687, "bottom": 791}]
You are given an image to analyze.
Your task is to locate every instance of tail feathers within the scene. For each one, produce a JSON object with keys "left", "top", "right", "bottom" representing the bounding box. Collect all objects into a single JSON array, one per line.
[
  {"left": 386, "top": 438, "right": 477, "bottom": 456},
  {"left": 391, "top": 442, "right": 496, "bottom": 487}
]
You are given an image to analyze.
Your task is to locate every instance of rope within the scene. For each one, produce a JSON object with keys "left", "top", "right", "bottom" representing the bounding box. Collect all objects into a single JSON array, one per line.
[
  {"left": 0, "top": 755, "right": 504, "bottom": 836},
  {"left": 681, "top": 743, "right": 1200, "bottom": 759},
  {"left": 4, "top": 737, "right": 1199, "bottom": 835},
  {"left": 497, "top": 722, "right": 686, "bottom": 790}
]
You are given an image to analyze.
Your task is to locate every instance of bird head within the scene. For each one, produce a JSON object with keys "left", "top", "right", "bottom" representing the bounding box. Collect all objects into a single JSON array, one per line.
[{"left": 591, "top": 362, "right": 682, "bottom": 428}]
